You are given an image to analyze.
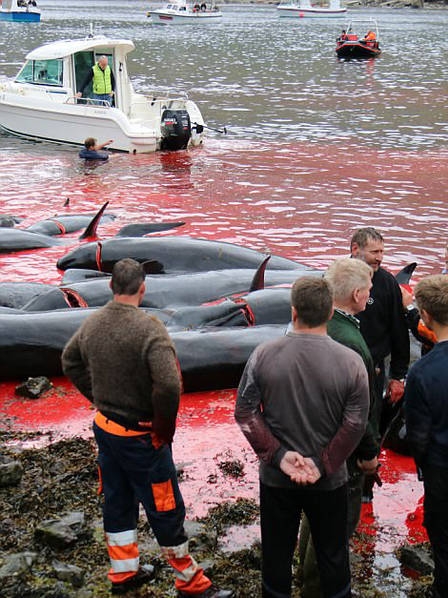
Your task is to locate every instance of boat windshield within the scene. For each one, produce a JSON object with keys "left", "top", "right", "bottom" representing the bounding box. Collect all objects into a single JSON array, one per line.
[{"left": 16, "top": 59, "right": 63, "bottom": 87}]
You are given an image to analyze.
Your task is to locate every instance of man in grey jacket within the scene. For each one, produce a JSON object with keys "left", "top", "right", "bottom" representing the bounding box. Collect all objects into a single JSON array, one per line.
[{"left": 235, "top": 276, "right": 369, "bottom": 598}]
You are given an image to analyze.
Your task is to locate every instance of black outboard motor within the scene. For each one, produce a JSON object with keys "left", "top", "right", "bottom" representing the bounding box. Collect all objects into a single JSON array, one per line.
[{"left": 160, "top": 109, "right": 192, "bottom": 151}]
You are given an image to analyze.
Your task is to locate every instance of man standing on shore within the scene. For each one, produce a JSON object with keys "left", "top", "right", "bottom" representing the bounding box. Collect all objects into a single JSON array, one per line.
[
  {"left": 350, "top": 227, "right": 410, "bottom": 501},
  {"left": 62, "top": 258, "right": 233, "bottom": 598},
  {"left": 405, "top": 274, "right": 448, "bottom": 598},
  {"left": 235, "top": 276, "right": 369, "bottom": 598}
]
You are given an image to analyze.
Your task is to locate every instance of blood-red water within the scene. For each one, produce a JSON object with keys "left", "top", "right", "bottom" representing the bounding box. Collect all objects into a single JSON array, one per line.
[{"left": 1, "top": 138, "right": 442, "bottom": 558}]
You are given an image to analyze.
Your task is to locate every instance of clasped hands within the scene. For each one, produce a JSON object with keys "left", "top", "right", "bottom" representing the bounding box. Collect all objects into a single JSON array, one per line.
[{"left": 280, "top": 451, "right": 321, "bottom": 485}]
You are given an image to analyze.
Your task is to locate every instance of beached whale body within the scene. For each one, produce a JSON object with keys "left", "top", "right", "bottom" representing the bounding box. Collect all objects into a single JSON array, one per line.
[
  {"left": 57, "top": 236, "right": 305, "bottom": 273},
  {"left": 22, "top": 267, "right": 317, "bottom": 312},
  {"left": 0, "top": 307, "right": 285, "bottom": 389},
  {"left": 0, "top": 282, "right": 56, "bottom": 309},
  {"left": 0, "top": 228, "right": 65, "bottom": 252}
]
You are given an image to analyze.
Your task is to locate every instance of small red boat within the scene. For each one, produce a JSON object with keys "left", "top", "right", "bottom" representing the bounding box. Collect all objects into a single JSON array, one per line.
[{"left": 335, "top": 18, "right": 381, "bottom": 59}]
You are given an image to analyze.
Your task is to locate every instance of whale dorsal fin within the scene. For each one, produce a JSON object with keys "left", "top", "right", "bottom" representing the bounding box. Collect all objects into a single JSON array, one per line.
[
  {"left": 79, "top": 201, "right": 110, "bottom": 240},
  {"left": 395, "top": 262, "right": 417, "bottom": 285},
  {"left": 250, "top": 256, "right": 271, "bottom": 292}
]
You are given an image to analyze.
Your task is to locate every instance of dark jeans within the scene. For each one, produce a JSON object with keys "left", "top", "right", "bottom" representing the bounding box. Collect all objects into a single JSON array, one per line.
[
  {"left": 260, "top": 481, "right": 351, "bottom": 598},
  {"left": 93, "top": 422, "right": 187, "bottom": 547},
  {"left": 422, "top": 464, "right": 448, "bottom": 597}
]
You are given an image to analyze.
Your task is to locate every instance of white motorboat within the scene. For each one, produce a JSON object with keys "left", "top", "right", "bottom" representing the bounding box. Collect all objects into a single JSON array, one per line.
[
  {"left": 147, "top": 0, "right": 222, "bottom": 25},
  {"left": 277, "top": 0, "right": 346, "bottom": 19},
  {"left": 0, "top": 34, "right": 206, "bottom": 153},
  {"left": 0, "top": 0, "right": 40, "bottom": 22}
]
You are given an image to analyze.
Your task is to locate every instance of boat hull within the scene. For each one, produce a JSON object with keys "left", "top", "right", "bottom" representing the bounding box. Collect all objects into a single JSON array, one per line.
[
  {"left": 0, "top": 10, "right": 40, "bottom": 21},
  {"left": 147, "top": 9, "right": 222, "bottom": 24},
  {"left": 335, "top": 41, "right": 381, "bottom": 59},
  {"left": 0, "top": 87, "right": 204, "bottom": 153},
  {"left": 0, "top": 97, "right": 158, "bottom": 152},
  {"left": 277, "top": 7, "right": 346, "bottom": 18}
]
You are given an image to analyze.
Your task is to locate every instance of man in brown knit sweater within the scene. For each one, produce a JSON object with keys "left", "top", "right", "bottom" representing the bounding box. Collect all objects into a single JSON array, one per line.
[{"left": 62, "top": 258, "right": 232, "bottom": 598}]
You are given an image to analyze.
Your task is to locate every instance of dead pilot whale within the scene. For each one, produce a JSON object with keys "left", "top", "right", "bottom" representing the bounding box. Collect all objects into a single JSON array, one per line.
[
  {"left": 0, "top": 200, "right": 185, "bottom": 254},
  {"left": 56, "top": 236, "right": 306, "bottom": 274}
]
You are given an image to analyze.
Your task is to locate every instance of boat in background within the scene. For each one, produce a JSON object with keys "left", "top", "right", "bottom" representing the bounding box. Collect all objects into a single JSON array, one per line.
[
  {"left": 277, "top": 0, "right": 346, "bottom": 19},
  {"left": 335, "top": 18, "right": 381, "bottom": 59},
  {"left": 0, "top": 34, "right": 205, "bottom": 152},
  {"left": 0, "top": 0, "right": 40, "bottom": 22},
  {"left": 147, "top": 0, "right": 222, "bottom": 24}
]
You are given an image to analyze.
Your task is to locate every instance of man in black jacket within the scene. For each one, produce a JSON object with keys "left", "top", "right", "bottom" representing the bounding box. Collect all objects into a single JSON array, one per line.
[{"left": 351, "top": 227, "right": 410, "bottom": 499}]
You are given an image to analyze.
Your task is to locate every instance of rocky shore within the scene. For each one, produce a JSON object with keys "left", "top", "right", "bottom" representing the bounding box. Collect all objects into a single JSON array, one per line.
[{"left": 0, "top": 432, "right": 436, "bottom": 597}]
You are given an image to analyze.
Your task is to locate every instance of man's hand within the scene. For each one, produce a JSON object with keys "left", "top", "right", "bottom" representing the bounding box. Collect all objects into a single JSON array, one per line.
[
  {"left": 280, "top": 451, "right": 321, "bottom": 485},
  {"left": 400, "top": 284, "right": 414, "bottom": 309},
  {"left": 386, "top": 379, "right": 405, "bottom": 404},
  {"left": 357, "top": 456, "right": 379, "bottom": 475}
]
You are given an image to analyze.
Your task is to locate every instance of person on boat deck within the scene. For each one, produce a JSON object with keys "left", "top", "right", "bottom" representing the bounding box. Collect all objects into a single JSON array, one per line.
[
  {"left": 79, "top": 137, "right": 113, "bottom": 161},
  {"left": 338, "top": 29, "right": 349, "bottom": 41},
  {"left": 76, "top": 55, "right": 115, "bottom": 106},
  {"left": 200, "top": 2, "right": 207, "bottom": 10},
  {"left": 193, "top": 3, "right": 200, "bottom": 11},
  {"left": 363, "top": 30, "right": 376, "bottom": 43}
]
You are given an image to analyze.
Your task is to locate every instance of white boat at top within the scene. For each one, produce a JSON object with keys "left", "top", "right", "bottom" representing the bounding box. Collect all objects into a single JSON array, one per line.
[
  {"left": 147, "top": 0, "right": 222, "bottom": 25},
  {"left": 277, "top": 0, "right": 346, "bottom": 18},
  {"left": 0, "top": 0, "right": 40, "bottom": 22},
  {"left": 0, "top": 34, "right": 205, "bottom": 153}
]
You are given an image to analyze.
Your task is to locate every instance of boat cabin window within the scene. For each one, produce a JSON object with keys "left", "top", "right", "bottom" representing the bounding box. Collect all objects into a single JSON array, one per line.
[{"left": 16, "top": 59, "right": 63, "bottom": 87}]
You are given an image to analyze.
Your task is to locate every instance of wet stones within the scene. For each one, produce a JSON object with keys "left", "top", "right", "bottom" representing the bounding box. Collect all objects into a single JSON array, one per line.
[
  {"left": 34, "top": 511, "right": 86, "bottom": 550},
  {"left": 399, "top": 543, "right": 434, "bottom": 576},
  {"left": 15, "top": 376, "right": 53, "bottom": 399},
  {"left": 0, "top": 456, "right": 23, "bottom": 487}
]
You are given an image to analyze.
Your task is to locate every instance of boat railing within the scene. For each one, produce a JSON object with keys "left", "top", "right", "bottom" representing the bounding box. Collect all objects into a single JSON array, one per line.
[
  {"left": 142, "top": 90, "right": 189, "bottom": 103},
  {"left": 63, "top": 96, "right": 112, "bottom": 108}
]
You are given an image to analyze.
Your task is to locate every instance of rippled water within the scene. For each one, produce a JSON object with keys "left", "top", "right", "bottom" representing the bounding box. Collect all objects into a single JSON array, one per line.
[{"left": 0, "top": 1, "right": 447, "bottom": 284}]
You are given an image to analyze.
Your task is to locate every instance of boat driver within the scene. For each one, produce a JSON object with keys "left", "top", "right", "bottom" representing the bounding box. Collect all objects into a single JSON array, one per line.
[
  {"left": 76, "top": 55, "right": 116, "bottom": 107},
  {"left": 362, "top": 30, "right": 376, "bottom": 43}
]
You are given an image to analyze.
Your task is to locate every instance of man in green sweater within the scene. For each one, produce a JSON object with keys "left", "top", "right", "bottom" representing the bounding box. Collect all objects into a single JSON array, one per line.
[
  {"left": 299, "top": 258, "right": 380, "bottom": 597},
  {"left": 62, "top": 258, "right": 232, "bottom": 598}
]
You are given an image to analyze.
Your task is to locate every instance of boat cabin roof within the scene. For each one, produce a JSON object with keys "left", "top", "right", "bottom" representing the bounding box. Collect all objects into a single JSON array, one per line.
[{"left": 26, "top": 36, "right": 135, "bottom": 61}]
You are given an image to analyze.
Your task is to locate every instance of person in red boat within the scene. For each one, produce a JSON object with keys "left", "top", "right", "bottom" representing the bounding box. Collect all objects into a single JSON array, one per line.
[
  {"left": 62, "top": 258, "right": 233, "bottom": 598},
  {"left": 235, "top": 276, "right": 369, "bottom": 598},
  {"left": 363, "top": 30, "right": 376, "bottom": 42},
  {"left": 405, "top": 275, "right": 448, "bottom": 598}
]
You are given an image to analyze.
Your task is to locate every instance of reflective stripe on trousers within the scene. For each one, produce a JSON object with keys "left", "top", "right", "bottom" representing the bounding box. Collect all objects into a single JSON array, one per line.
[
  {"left": 161, "top": 540, "right": 211, "bottom": 594},
  {"left": 93, "top": 421, "right": 212, "bottom": 591},
  {"left": 105, "top": 529, "right": 139, "bottom": 583}
]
